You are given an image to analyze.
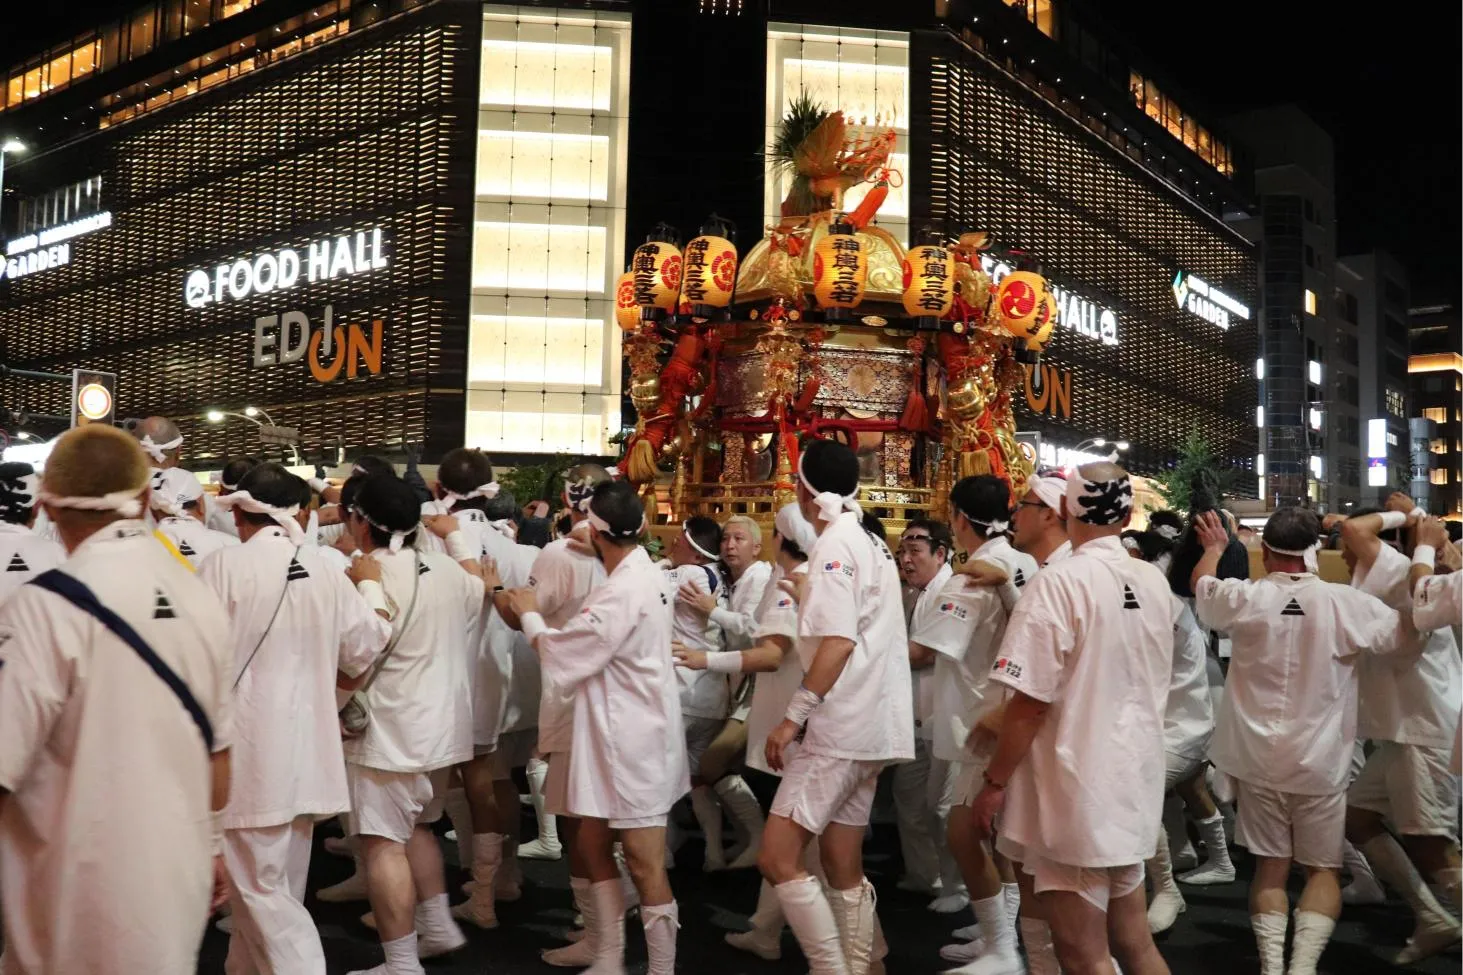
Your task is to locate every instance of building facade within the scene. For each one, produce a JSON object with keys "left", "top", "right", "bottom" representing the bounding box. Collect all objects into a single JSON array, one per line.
[
  {"left": 1407, "top": 304, "right": 1462, "bottom": 518},
  {"left": 1338, "top": 250, "right": 1413, "bottom": 504},
  {"left": 1, "top": 0, "right": 1259, "bottom": 483}
]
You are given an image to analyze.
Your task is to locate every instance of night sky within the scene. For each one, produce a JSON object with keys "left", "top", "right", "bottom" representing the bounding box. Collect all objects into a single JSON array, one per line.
[{"left": 3, "top": 0, "right": 1459, "bottom": 302}]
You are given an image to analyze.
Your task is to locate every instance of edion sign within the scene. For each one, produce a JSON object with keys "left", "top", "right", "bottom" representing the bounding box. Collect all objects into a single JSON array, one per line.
[{"left": 184, "top": 228, "right": 387, "bottom": 308}]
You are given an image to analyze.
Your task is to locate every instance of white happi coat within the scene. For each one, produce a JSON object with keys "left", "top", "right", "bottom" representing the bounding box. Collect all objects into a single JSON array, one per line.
[
  {"left": 0, "top": 523, "right": 65, "bottom": 604},
  {"left": 419, "top": 504, "right": 539, "bottom": 747},
  {"left": 711, "top": 559, "right": 773, "bottom": 654},
  {"left": 907, "top": 563, "right": 954, "bottom": 744},
  {"left": 1414, "top": 572, "right": 1462, "bottom": 633},
  {"left": 198, "top": 527, "right": 391, "bottom": 828},
  {"left": 1197, "top": 571, "right": 1402, "bottom": 795},
  {"left": 910, "top": 553, "right": 1007, "bottom": 764},
  {"left": 797, "top": 510, "right": 914, "bottom": 763},
  {"left": 537, "top": 546, "right": 689, "bottom": 820},
  {"left": 156, "top": 514, "right": 238, "bottom": 566},
  {"left": 1164, "top": 595, "right": 1215, "bottom": 760},
  {"left": 667, "top": 561, "right": 729, "bottom": 719},
  {"left": 744, "top": 563, "right": 807, "bottom": 776},
  {"left": 0, "top": 521, "right": 232, "bottom": 975},
  {"left": 1353, "top": 544, "right": 1461, "bottom": 748},
  {"left": 343, "top": 547, "right": 482, "bottom": 773},
  {"left": 530, "top": 522, "right": 605, "bottom": 754},
  {"left": 991, "top": 535, "right": 1172, "bottom": 867}
]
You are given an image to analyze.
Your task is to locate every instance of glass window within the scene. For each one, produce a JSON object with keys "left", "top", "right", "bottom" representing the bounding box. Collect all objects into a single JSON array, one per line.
[
  {"left": 162, "top": 0, "right": 185, "bottom": 42},
  {"left": 100, "top": 22, "right": 122, "bottom": 71},
  {"left": 72, "top": 38, "right": 98, "bottom": 78},
  {"left": 1032, "top": 0, "right": 1055, "bottom": 37},
  {"left": 130, "top": 8, "right": 157, "bottom": 58},
  {"left": 217, "top": 0, "right": 254, "bottom": 18},
  {"left": 45, "top": 49, "right": 71, "bottom": 91},
  {"left": 184, "top": 0, "right": 212, "bottom": 34},
  {"left": 1129, "top": 71, "right": 1144, "bottom": 109},
  {"left": 7, "top": 74, "right": 21, "bottom": 107},
  {"left": 1432, "top": 468, "right": 1450, "bottom": 485},
  {"left": 1163, "top": 98, "right": 1182, "bottom": 140},
  {"left": 1143, "top": 79, "right": 1161, "bottom": 121},
  {"left": 1182, "top": 116, "right": 1197, "bottom": 151},
  {"left": 23, "top": 65, "right": 42, "bottom": 99},
  {"left": 1422, "top": 407, "right": 1445, "bottom": 424},
  {"left": 1197, "top": 126, "right": 1212, "bottom": 163}
]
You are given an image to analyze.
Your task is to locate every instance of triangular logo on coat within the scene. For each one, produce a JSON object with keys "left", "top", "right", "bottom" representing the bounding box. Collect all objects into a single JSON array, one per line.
[
  {"left": 1281, "top": 597, "right": 1305, "bottom": 617},
  {"left": 286, "top": 557, "right": 310, "bottom": 582},
  {"left": 417, "top": 561, "right": 431, "bottom": 575},
  {"left": 1013, "top": 567, "right": 1026, "bottom": 588},
  {"left": 153, "top": 588, "right": 177, "bottom": 620},
  {"left": 177, "top": 541, "right": 196, "bottom": 557},
  {"left": 1121, "top": 584, "right": 1140, "bottom": 610},
  {"left": 5, "top": 553, "right": 29, "bottom": 572}
]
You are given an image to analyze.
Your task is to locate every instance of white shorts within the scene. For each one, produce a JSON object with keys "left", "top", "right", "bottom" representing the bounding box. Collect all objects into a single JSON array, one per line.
[
  {"left": 1022, "top": 853, "right": 1145, "bottom": 912},
  {"left": 492, "top": 729, "right": 538, "bottom": 780},
  {"left": 1165, "top": 750, "right": 1206, "bottom": 791},
  {"left": 770, "top": 748, "right": 884, "bottom": 833},
  {"left": 611, "top": 813, "right": 668, "bottom": 831},
  {"left": 348, "top": 766, "right": 449, "bottom": 844},
  {"left": 1234, "top": 782, "right": 1345, "bottom": 868},
  {"left": 544, "top": 751, "right": 572, "bottom": 818},
  {"left": 1348, "top": 741, "right": 1460, "bottom": 838},
  {"left": 684, "top": 717, "right": 725, "bottom": 778}
]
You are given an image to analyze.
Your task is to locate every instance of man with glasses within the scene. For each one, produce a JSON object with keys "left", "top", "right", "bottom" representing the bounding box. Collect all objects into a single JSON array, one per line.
[{"left": 892, "top": 519, "right": 966, "bottom": 911}]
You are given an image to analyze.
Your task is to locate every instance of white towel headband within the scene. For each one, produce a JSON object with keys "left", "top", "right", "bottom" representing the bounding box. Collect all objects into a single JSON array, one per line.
[
  {"left": 214, "top": 490, "right": 306, "bottom": 545},
  {"left": 797, "top": 451, "right": 860, "bottom": 526},
  {"left": 139, "top": 434, "right": 184, "bottom": 464}
]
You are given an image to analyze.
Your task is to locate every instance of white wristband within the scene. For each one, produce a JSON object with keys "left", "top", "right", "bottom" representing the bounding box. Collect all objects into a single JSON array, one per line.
[
  {"left": 1407, "top": 506, "right": 1427, "bottom": 523},
  {"left": 308, "top": 477, "right": 330, "bottom": 494},
  {"left": 356, "top": 579, "right": 391, "bottom": 617},
  {"left": 211, "top": 810, "right": 224, "bottom": 856},
  {"left": 1412, "top": 545, "right": 1437, "bottom": 570},
  {"left": 444, "top": 530, "right": 476, "bottom": 562},
  {"left": 521, "top": 611, "right": 547, "bottom": 645},
  {"left": 784, "top": 684, "right": 824, "bottom": 727},
  {"left": 707, "top": 651, "right": 744, "bottom": 674},
  {"left": 1378, "top": 511, "right": 1408, "bottom": 531}
]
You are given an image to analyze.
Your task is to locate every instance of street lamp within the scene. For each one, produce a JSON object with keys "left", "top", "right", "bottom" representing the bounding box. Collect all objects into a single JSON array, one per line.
[
  {"left": 205, "top": 407, "right": 298, "bottom": 465},
  {"left": 0, "top": 139, "right": 26, "bottom": 231},
  {"left": 1073, "top": 437, "right": 1128, "bottom": 463}
]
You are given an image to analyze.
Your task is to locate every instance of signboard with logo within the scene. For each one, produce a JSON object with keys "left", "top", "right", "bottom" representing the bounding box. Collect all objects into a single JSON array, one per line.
[
  {"left": 252, "top": 304, "right": 385, "bottom": 384},
  {"left": 1023, "top": 362, "right": 1073, "bottom": 419},
  {"left": 1172, "top": 270, "right": 1250, "bottom": 331},
  {"left": 183, "top": 227, "right": 388, "bottom": 309},
  {"left": 2, "top": 211, "right": 113, "bottom": 282},
  {"left": 70, "top": 369, "right": 117, "bottom": 428}
]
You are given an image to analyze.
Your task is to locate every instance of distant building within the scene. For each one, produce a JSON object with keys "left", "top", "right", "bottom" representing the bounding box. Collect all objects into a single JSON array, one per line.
[
  {"left": 1338, "top": 250, "right": 1412, "bottom": 504},
  {"left": 1407, "top": 305, "right": 1462, "bottom": 517}
]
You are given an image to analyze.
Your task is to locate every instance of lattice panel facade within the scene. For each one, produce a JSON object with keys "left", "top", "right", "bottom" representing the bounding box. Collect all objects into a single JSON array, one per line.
[
  {"left": 0, "top": 4, "right": 477, "bottom": 465},
  {"left": 912, "top": 29, "right": 1259, "bottom": 485}
]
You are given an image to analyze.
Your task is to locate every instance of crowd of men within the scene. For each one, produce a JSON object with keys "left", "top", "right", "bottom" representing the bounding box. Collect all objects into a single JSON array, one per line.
[{"left": 0, "top": 418, "right": 1457, "bottom": 975}]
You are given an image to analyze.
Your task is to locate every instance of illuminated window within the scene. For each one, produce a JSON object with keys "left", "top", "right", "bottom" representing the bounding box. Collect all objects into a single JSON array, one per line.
[
  {"left": 72, "top": 39, "right": 97, "bottom": 78},
  {"left": 1368, "top": 463, "right": 1388, "bottom": 487},
  {"left": 1309, "top": 408, "right": 1322, "bottom": 430},
  {"left": 1255, "top": 357, "right": 1264, "bottom": 379},
  {"left": 1432, "top": 468, "right": 1450, "bottom": 485},
  {"left": 45, "top": 50, "right": 71, "bottom": 90},
  {"left": 1423, "top": 407, "right": 1447, "bottom": 423},
  {"left": 1432, "top": 440, "right": 1448, "bottom": 454},
  {"left": 1256, "top": 406, "right": 1264, "bottom": 428},
  {"left": 1386, "top": 388, "right": 1406, "bottom": 417},
  {"left": 1304, "top": 289, "right": 1317, "bottom": 315},
  {"left": 1308, "top": 360, "right": 1322, "bottom": 384},
  {"left": 1002, "top": 0, "right": 1055, "bottom": 37},
  {"left": 23, "top": 66, "right": 41, "bottom": 99},
  {"left": 1310, "top": 456, "right": 1324, "bottom": 479},
  {"left": 1255, "top": 454, "right": 1265, "bottom": 476},
  {"left": 469, "top": 7, "right": 631, "bottom": 456}
]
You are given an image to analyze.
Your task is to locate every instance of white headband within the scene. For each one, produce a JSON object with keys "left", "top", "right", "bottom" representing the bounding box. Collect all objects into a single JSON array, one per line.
[
  {"left": 1121, "top": 536, "right": 1142, "bottom": 553},
  {"left": 443, "top": 481, "right": 500, "bottom": 505},
  {"left": 489, "top": 518, "right": 517, "bottom": 539},
  {"left": 1027, "top": 474, "right": 1067, "bottom": 514},
  {"left": 565, "top": 476, "right": 599, "bottom": 513},
  {"left": 4, "top": 473, "right": 40, "bottom": 508},
  {"left": 138, "top": 434, "right": 184, "bottom": 464},
  {"left": 683, "top": 521, "right": 720, "bottom": 560},
  {"left": 215, "top": 490, "right": 306, "bottom": 545},
  {"left": 797, "top": 452, "right": 860, "bottom": 526},
  {"left": 38, "top": 484, "right": 148, "bottom": 519},
  {"left": 1265, "top": 540, "right": 1320, "bottom": 574},
  {"left": 1065, "top": 470, "right": 1133, "bottom": 526},
  {"left": 350, "top": 504, "right": 416, "bottom": 552},
  {"left": 956, "top": 506, "right": 1009, "bottom": 535},
  {"left": 586, "top": 506, "right": 645, "bottom": 540},
  {"left": 774, "top": 502, "right": 819, "bottom": 555},
  {"left": 1153, "top": 524, "right": 1181, "bottom": 540}
]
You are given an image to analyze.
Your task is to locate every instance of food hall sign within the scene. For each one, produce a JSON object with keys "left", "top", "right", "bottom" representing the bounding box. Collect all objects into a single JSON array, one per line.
[{"left": 184, "top": 227, "right": 387, "bottom": 308}]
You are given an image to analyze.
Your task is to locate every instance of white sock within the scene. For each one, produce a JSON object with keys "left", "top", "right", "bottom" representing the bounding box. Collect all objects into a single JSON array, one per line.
[
  {"left": 1019, "top": 916, "right": 1059, "bottom": 975},
  {"left": 1288, "top": 910, "right": 1335, "bottom": 975},
  {"left": 1250, "top": 911, "right": 1287, "bottom": 975},
  {"left": 570, "top": 875, "right": 595, "bottom": 947},
  {"left": 444, "top": 788, "right": 474, "bottom": 869},
  {"left": 1194, "top": 813, "right": 1232, "bottom": 870},
  {"left": 714, "top": 775, "right": 766, "bottom": 851},
  {"left": 381, "top": 932, "right": 425, "bottom": 975},
  {"left": 416, "top": 892, "right": 453, "bottom": 935},
  {"left": 690, "top": 785, "right": 726, "bottom": 864},
  {"left": 642, "top": 900, "right": 680, "bottom": 975},
  {"left": 526, "top": 757, "right": 558, "bottom": 846},
  {"left": 776, "top": 875, "right": 848, "bottom": 974},
  {"left": 748, "top": 879, "right": 785, "bottom": 935},
  {"left": 589, "top": 878, "right": 627, "bottom": 965},
  {"left": 1361, "top": 833, "right": 1456, "bottom": 926},
  {"left": 971, "top": 892, "right": 1015, "bottom": 952}
]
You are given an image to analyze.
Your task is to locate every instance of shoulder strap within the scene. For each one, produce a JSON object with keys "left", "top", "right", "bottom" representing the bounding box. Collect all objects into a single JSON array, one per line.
[
  {"left": 232, "top": 546, "right": 300, "bottom": 689},
  {"left": 700, "top": 563, "right": 719, "bottom": 594},
  {"left": 361, "top": 553, "right": 422, "bottom": 694},
  {"left": 29, "top": 569, "right": 215, "bottom": 751}
]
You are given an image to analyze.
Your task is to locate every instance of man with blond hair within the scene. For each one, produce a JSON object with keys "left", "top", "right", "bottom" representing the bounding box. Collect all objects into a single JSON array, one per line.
[{"left": 0, "top": 424, "right": 234, "bottom": 974}]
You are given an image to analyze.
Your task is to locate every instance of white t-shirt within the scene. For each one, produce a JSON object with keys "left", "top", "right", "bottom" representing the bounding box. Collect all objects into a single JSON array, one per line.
[
  {"left": 530, "top": 522, "right": 605, "bottom": 753},
  {"left": 745, "top": 563, "right": 806, "bottom": 776},
  {"left": 711, "top": 559, "right": 773, "bottom": 654},
  {"left": 1164, "top": 595, "right": 1215, "bottom": 759},
  {"left": 1353, "top": 544, "right": 1461, "bottom": 747},
  {"left": 910, "top": 565, "right": 1007, "bottom": 763},
  {"left": 990, "top": 535, "right": 1172, "bottom": 868},
  {"left": 907, "top": 563, "right": 954, "bottom": 742},
  {"left": 0, "top": 523, "right": 65, "bottom": 605},
  {"left": 0, "top": 521, "right": 232, "bottom": 975},
  {"left": 797, "top": 511, "right": 914, "bottom": 762},
  {"left": 667, "top": 561, "right": 729, "bottom": 719},
  {"left": 343, "top": 548, "right": 482, "bottom": 773},
  {"left": 1197, "top": 571, "right": 1402, "bottom": 795},
  {"left": 156, "top": 515, "right": 238, "bottom": 566},
  {"left": 199, "top": 527, "right": 391, "bottom": 829},
  {"left": 536, "top": 546, "right": 689, "bottom": 819}
]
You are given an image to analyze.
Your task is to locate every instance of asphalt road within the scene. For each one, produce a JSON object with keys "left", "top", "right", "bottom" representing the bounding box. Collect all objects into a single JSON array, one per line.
[{"left": 197, "top": 785, "right": 1458, "bottom": 975}]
